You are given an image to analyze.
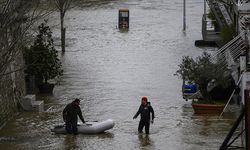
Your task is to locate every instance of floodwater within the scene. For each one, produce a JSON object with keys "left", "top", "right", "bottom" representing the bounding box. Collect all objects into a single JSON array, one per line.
[{"left": 0, "top": 0, "right": 243, "bottom": 149}]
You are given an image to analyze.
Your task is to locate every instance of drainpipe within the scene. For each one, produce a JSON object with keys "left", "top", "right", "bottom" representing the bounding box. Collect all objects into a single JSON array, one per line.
[
  {"left": 245, "top": 90, "right": 250, "bottom": 150},
  {"left": 245, "top": 31, "right": 250, "bottom": 71}
]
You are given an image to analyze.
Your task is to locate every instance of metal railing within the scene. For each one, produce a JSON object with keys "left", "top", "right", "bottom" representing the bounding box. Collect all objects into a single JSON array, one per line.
[{"left": 211, "top": 32, "right": 246, "bottom": 61}]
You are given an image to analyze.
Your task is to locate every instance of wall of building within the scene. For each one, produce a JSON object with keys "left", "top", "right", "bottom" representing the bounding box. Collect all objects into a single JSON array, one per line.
[{"left": 0, "top": 52, "right": 26, "bottom": 129}]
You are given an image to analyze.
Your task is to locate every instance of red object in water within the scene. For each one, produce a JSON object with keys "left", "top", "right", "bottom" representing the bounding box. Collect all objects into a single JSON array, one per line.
[{"left": 192, "top": 103, "right": 225, "bottom": 114}]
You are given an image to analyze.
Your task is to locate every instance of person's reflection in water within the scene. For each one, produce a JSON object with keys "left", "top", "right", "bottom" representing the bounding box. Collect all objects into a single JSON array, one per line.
[
  {"left": 138, "top": 134, "right": 151, "bottom": 147},
  {"left": 63, "top": 135, "right": 78, "bottom": 150}
]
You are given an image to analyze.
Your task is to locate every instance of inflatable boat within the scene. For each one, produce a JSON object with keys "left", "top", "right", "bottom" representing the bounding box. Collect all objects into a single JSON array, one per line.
[{"left": 51, "top": 119, "right": 115, "bottom": 134}]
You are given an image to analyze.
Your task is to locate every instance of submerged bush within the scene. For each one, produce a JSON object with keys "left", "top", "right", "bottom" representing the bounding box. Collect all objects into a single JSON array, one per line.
[{"left": 24, "top": 21, "right": 63, "bottom": 84}]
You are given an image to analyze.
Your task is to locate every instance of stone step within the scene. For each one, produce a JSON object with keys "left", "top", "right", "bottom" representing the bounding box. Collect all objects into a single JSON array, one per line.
[
  {"left": 21, "top": 94, "right": 36, "bottom": 110},
  {"left": 20, "top": 94, "right": 44, "bottom": 112},
  {"left": 31, "top": 101, "right": 44, "bottom": 112}
]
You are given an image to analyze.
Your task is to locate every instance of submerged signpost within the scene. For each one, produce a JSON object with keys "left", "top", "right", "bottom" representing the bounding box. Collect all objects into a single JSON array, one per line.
[{"left": 118, "top": 9, "right": 129, "bottom": 30}]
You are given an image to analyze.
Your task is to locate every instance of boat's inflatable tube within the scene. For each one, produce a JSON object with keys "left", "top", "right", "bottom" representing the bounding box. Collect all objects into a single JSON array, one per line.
[{"left": 51, "top": 119, "right": 115, "bottom": 134}]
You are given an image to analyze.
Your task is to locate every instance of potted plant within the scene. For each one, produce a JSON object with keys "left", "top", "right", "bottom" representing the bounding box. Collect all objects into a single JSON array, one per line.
[
  {"left": 175, "top": 52, "right": 236, "bottom": 114},
  {"left": 24, "top": 21, "right": 63, "bottom": 94}
]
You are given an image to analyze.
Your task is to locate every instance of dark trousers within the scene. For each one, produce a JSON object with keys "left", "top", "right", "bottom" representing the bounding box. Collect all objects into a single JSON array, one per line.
[
  {"left": 138, "top": 120, "right": 150, "bottom": 134},
  {"left": 65, "top": 121, "right": 78, "bottom": 135}
]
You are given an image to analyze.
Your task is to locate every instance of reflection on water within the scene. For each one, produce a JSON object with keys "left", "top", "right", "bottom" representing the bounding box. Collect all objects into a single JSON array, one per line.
[
  {"left": 63, "top": 135, "right": 78, "bottom": 150},
  {"left": 138, "top": 134, "right": 152, "bottom": 148}
]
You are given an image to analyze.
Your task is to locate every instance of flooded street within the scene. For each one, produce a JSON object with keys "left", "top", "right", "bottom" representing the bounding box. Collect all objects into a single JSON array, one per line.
[{"left": 0, "top": 0, "right": 242, "bottom": 149}]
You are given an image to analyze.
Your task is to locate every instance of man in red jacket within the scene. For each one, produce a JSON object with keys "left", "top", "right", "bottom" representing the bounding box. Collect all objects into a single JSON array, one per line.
[{"left": 133, "top": 96, "right": 155, "bottom": 134}]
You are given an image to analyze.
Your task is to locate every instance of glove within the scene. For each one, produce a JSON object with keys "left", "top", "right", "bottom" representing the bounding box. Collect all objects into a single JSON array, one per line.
[
  {"left": 151, "top": 119, "right": 154, "bottom": 124},
  {"left": 133, "top": 116, "right": 136, "bottom": 119}
]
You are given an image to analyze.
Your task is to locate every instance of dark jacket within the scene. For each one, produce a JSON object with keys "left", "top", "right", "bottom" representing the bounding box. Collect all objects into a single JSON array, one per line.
[
  {"left": 134, "top": 102, "right": 155, "bottom": 121},
  {"left": 63, "top": 102, "right": 85, "bottom": 124}
]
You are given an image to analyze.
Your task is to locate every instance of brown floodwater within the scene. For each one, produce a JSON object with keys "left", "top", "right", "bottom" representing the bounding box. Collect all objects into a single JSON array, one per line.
[{"left": 0, "top": 0, "right": 243, "bottom": 149}]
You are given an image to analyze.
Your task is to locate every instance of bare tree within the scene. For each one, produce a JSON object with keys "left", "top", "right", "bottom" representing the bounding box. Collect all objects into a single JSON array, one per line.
[
  {"left": 0, "top": 0, "right": 50, "bottom": 76},
  {"left": 53, "top": 0, "right": 72, "bottom": 53}
]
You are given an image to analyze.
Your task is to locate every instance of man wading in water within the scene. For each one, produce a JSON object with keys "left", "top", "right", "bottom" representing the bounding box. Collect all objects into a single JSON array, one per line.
[
  {"left": 63, "top": 98, "right": 85, "bottom": 135},
  {"left": 133, "top": 96, "right": 155, "bottom": 134}
]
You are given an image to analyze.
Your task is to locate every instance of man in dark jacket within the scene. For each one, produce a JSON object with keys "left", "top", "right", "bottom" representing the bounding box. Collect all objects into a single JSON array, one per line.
[
  {"left": 133, "top": 96, "right": 155, "bottom": 134},
  {"left": 63, "top": 98, "right": 85, "bottom": 134}
]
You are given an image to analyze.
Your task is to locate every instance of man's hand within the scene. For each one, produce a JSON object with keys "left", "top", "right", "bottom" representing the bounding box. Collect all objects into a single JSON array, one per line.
[
  {"left": 151, "top": 119, "right": 154, "bottom": 124},
  {"left": 133, "top": 116, "right": 136, "bottom": 119}
]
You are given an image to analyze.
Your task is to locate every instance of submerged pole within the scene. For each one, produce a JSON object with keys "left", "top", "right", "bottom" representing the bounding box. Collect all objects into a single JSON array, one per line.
[
  {"left": 183, "top": 0, "right": 186, "bottom": 31},
  {"left": 204, "top": 0, "right": 206, "bottom": 15}
]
